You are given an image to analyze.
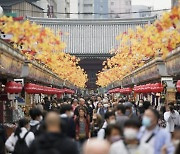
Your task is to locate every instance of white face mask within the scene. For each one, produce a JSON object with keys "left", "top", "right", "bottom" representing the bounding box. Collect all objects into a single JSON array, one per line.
[
  {"left": 124, "top": 128, "right": 138, "bottom": 140},
  {"left": 139, "top": 103, "right": 143, "bottom": 107},
  {"left": 104, "top": 104, "right": 109, "bottom": 108},
  {"left": 109, "top": 119, "right": 116, "bottom": 124},
  {"left": 110, "top": 135, "right": 121, "bottom": 143}
]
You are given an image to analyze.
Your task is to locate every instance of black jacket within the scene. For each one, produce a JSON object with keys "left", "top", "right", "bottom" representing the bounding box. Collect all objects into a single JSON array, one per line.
[
  {"left": 61, "top": 116, "right": 76, "bottom": 139},
  {"left": 0, "top": 124, "right": 6, "bottom": 154},
  {"left": 28, "top": 132, "right": 79, "bottom": 154}
]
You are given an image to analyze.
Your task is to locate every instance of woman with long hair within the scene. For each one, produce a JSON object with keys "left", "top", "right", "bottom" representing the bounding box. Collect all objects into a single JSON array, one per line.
[
  {"left": 96, "top": 102, "right": 105, "bottom": 120},
  {"left": 75, "top": 107, "right": 90, "bottom": 145},
  {"left": 5, "top": 118, "right": 35, "bottom": 152}
]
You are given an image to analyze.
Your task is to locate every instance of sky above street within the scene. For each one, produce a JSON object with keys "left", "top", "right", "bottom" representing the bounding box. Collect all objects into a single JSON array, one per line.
[{"left": 132, "top": 0, "right": 172, "bottom": 10}]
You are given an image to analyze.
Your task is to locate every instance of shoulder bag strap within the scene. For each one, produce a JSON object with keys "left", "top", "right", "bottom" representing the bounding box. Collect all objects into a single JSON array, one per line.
[
  {"left": 145, "top": 133, "right": 155, "bottom": 143},
  {"left": 23, "top": 131, "right": 29, "bottom": 140}
]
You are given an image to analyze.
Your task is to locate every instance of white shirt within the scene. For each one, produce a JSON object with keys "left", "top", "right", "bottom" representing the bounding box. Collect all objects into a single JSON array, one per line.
[
  {"left": 110, "top": 140, "right": 153, "bottom": 154},
  {"left": 94, "top": 101, "right": 100, "bottom": 108},
  {"left": 140, "top": 129, "right": 155, "bottom": 154},
  {"left": 164, "top": 110, "right": 179, "bottom": 132},
  {"left": 97, "top": 121, "right": 107, "bottom": 139},
  {"left": 5, "top": 127, "right": 35, "bottom": 152}
]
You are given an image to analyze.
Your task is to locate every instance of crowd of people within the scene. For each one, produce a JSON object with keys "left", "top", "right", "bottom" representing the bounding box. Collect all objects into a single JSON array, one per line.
[{"left": 0, "top": 94, "right": 180, "bottom": 154}]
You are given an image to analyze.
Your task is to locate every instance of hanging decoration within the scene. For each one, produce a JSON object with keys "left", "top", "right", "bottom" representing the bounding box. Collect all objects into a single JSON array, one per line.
[
  {"left": 97, "top": 4, "right": 180, "bottom": 87},
  {"left": 0, "top": 16, "right": 87, "bottom": 88}
]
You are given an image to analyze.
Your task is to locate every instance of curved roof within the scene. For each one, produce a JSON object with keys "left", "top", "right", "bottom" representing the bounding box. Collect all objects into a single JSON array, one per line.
[{"left": 28, "top": 16, "right": 157, "bottom": 55}]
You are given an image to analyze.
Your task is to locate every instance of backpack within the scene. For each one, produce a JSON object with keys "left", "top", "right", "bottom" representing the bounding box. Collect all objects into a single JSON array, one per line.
[
  {"left": 30, "top": 124, "right": 39, "bottom": 136},
  {"left": 12, "top": 131, "right": 29, "bottom": 154}
]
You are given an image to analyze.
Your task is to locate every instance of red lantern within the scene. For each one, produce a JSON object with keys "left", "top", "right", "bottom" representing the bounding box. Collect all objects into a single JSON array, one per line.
[
  {"left": 5, "top": 81, "right": 22, "bottom": 94},
  {"left": 145, "top": 84, "right": 152, "bottom": 93},
  {"left": 45, "top": 87, "right": 53, "bottom": 95},
  {"left": 177, "top": 80, "right": 180, "bottom": 92},
  {"left": 57, "top": 89, "right": 64, "bottom": 94},
  {"left": 64, "top": 88, "right": 75, "bottom": 94},
  {"left": 126, "top": 88, "right": 132, "bottom": 94},
  {"left": 133, "top": 86, "right": 138, "bottom": 93},
  {"left": 151, "top": 83, "right": 163, "bottom": 93},
  {"left": 138, "top": 85, "right": 143, "bottom": 93},
  {"left": 156, "top": 83, "right": 163, "bottom": 93},
  {"left": 35, "top": 85, "right": 43, "bottom": 94},
  {"left": 25, "top": 83, "right": 37, "bottom": 94}
]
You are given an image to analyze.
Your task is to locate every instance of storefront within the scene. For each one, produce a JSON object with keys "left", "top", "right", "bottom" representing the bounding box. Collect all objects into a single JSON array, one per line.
[
  {"left": 107, "top": 46, "right": 180, "bottom": 106},
  {"left": 0, "top": 39, "right": 74, "bottom": 123}
]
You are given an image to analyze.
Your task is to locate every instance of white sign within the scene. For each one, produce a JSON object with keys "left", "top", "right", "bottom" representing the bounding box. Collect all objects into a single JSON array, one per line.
[
  {"left": 14, "top": 79, "right": 24, "bottom": 86},
  {"left": 161, "top": 77, "right": 173, "bottom": 82}
]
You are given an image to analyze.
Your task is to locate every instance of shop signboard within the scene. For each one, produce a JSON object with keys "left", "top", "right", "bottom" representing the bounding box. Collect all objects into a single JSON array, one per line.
[
  {"left": 0, "top": 54, "right": 23, "bottom": 77},
  {"left": 122, "top": 76, "right": 133, "bottom": 87},
  {"left": 134, "top": 65, "right": 160, "bottom": 84},
  {"left": 166, "top": 51, "right": 180, "bottom": 75}
]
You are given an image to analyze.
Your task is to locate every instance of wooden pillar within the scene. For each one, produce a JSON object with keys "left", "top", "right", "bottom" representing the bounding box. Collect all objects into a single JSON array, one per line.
[{"left": 165, "top": 88, "right": 176, "bottom": 104}]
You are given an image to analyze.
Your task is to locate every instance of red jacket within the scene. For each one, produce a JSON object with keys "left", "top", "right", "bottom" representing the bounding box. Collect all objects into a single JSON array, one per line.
[{"left": 75, "top": 118, "right": 90, "bottom": 139}]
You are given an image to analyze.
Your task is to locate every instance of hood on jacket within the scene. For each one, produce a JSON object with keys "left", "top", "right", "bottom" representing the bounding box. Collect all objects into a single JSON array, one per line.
[{"left": 30, "top": 120, "right": 39, "bottom": 126}]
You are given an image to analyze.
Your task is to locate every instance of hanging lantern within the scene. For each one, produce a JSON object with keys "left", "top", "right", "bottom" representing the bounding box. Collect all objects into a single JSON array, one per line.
[
  {"left": 114, "top": 88, "right": 120, "bottom": 93},
  {"left": 25, "top": 83, "right": 37, "bottom": 94},
  {"left": 126, "top": 88, "right": 132, "bottom": 94},
  {"left": 56, "top": 89, "right": 65, "bottom": 95},
  {"left": 36, "top": 85, "right": 44, "bottom": 94},
  {"left": 145, "top": 84, "right": 152, "bottom": 93},
  {"left": 64, "top": 88, "right": 75, "bottom": 94},
  {"left": 151, "top": 83, "right": 163, "bottom": 93},
  {"left": 133, "top": 86, "right": 138, "bottom": 93},
  {"left": 44, "top": 87, "right": 53, "bottom": 95},
  {"left": 177, "top": 80, "right": 180, "bottom": 92},
  {"left": 5, "top": 81, "right": 22, "bottom": 94}
]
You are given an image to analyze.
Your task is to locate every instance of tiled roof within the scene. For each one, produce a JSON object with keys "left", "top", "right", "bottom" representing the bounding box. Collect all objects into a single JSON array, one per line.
[
  {"left": 0, "top": 0, "right": 43, "bottom": 10},
  {"left": 28, "top": 16, "right": 157, "bottom": 55}
]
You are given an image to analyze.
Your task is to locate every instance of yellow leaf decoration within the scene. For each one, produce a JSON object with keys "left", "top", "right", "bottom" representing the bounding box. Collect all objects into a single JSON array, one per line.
[
  {"left": 0, "top": 16, "right": 87, "bottom": 88},
  {"left": 97, "top": 3, "right": 180, "bottom": 87}
]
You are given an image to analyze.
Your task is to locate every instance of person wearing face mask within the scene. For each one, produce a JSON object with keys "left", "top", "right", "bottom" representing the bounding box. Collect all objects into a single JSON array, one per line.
[
  {"left": 97, "top": 111, "right": 116, "bottom": 139},
  {"left": 5, "top": 118, "right": 35, "bottom": 153},
  {"left": 164, "top": 103, "right": 179, "bottom": 133},
  {"left": 102, "top": 98, "right": 110, "bottom": 113},
  {"left": 105, "top": 124, "right": 123, "bottom": 144},
  {"left": 83, "top": 138, "right": 110, "bottom": 154},
  {"left": 138, "top": 108, "right": 175, "bottom": 154},
  {"left": 29, "top": 108, "right": 43, "bottom": 137},
  {"left": 60, "top": 104, "right": 76, "bottom": 139},
  {"left": 110, "top": 120, "right": 153, "bottom": 154}
]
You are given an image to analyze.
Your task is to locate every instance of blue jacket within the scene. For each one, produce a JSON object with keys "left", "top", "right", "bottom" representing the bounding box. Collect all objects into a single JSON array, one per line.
[{"left": 138, "top": 126, "right": 174, "bottom": 154}]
